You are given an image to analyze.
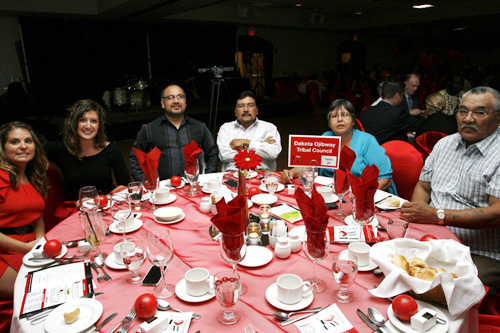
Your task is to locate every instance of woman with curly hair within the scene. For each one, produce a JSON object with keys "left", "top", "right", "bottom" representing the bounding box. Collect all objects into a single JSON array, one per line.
[
  {"left": 44, "top": 99, "right": 130, "bottom": 200},
  {"left": 0, "top": 121, "right": 48, "bottom": 299}
]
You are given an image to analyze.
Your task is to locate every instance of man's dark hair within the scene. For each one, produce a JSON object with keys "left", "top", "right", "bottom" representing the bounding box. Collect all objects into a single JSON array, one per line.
[
  {"left": 160, "top": 83, "right": 185, "bottom": 98},
  {"left": 236, "top": 90, "right": 256, "bottom": 101},
  {"left": 382, "top": 78, "right": 405, "bottom": 99}
]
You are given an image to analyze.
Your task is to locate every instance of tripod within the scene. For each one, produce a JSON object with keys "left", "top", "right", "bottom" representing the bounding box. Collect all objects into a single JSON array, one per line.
[{"left": 208, "top": 77, "right": 232, "bottom": 135}]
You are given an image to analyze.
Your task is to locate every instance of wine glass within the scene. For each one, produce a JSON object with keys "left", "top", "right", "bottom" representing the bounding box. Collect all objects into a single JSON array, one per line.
[
  {"left": 332, "top": 173, "right": 350, "bottom": 216},
  {"left": 300, "top": 165, "right": 316, "bottom": 197},
  {"left": 128, "top": 181, "right": 143, "bottom": 211},
  {"left": 146, "top": 229, "right": 175, "bottom": 298},
  {"left": 263, "top": 171, "right": 279, "bottom": 195},
  {"left": 121, "top": 238, "right": 145, "bottom": 284},
  {"left": 332, "top": 252, "right": 358, "bottom": 303},
  {"left": 109, "top": 194, "right": 132, "bottom": 240},
  {"left": 143, "top": 171, "right": 159, "bottom": 210},
  {"left": 79, "top": 186, "right": 99, "bottom": 212},
  {"left": 220, "top": 232, "right": 248, "bottom": 295},
  {"left": 214, "top": 270, "right": 241, "bottom": 325},
  {"left": 184, "top": 159, "right": 200, "bottom": 197},
  {"left": 302, "top": 228, "right": 330, "bottom": 293},
  {"left": 79, "top": 211, "right": 107, "bottom": 259},
  {"left": 387, "top": 219, "right": 409, "bottom": 239}
]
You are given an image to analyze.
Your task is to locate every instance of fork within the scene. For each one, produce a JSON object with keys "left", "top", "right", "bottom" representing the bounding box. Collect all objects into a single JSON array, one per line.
[
  {"left": 110, "top": 306, "right": 136, "bottom": 333},
  {"left": 90, "top": 263, "right": 105, "bottom": 281},
  {"left": 244, "top": 324, "right": 255, "bottom": 333}
]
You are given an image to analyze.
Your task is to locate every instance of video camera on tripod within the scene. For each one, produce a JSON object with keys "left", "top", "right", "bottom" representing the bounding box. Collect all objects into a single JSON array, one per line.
[{"left": 197, "top": 66, "right": 234, "bottom": 78}]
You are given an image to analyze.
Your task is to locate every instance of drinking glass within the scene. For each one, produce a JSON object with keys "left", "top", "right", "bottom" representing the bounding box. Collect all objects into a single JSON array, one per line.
[
  {"left": 79, "top": 211, "right": 107, "bottom": 259},
  {"left": 121, "top": 238, "right": 145, "bottom": 284},
  {"left": 387, "top": 219, "right": 409, "bottom": 239},
  {"left": 300, "top": 165, "right": 316, "bottom": 197},
  {"left": 220, "top": 232, "right": 248, "bottom": 295},
  {"left": 264, "top": 171, "right": 279, "bottom": 195},
  {"left": 143, "top": 171, "right": 159, "bottom": 210},
  {"left": 352, "top": 198, "right": 375, "bottom": 225},
  {"left": 332, "top": 252, "right": 358, "bottom": 303},
  {"left": 128, "top": 181, "right": 143, "bottom": 211},
  {"left": 185, "top": 159, "right": 200, "bottom": 197},
  {"left": 109, "top": 194, "right": 132, "bottom": 240},
  {"left": 79, "top": 186, "right": 99, "bottom": 212},
  {"left": 331, "top": 173, "right": 350, "bottom": 216},
  {"left": 214, "top": 270, "right": 241, "bottom": 325},
  {"left": 147, "top": 229, "right": 175, "bottom": 298},
  {"left": 302, "top": 228, "right": 330, "bottom": 293}
]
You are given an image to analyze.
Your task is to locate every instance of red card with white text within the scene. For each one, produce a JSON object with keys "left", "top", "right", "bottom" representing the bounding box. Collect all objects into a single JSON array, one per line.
[{"left": 288, "top": 135, "right": 341, "bottom": 168}]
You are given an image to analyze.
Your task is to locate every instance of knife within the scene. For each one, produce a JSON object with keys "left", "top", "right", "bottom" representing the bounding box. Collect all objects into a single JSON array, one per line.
[
  {"left": 91, "top": 312, "right": 117, "bottom": 333},
  {"left": 280, "top": 312, "right": 316, "bottom": 326},
  {"left": 375, "top": 196, "right": 391, "bottom": 205},
  {"left": 357, "top": 309, "right": 383, "bottom": 333}
]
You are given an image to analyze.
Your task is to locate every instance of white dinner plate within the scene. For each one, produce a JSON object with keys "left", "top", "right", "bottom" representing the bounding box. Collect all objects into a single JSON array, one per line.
[
  {"left": 109, "top": 219, "right": 143, "bottom": 234},
  {"left": 265, "top": 282, "right": 313, "bottom": 311},
  {"left": 149, "top": 194, "right": 177, "bottom": 205},
  {"left": 44, "top": 298, "right": 103, "bottom": 333},
  {"left": 258, "top": 183, "right": 285, "bottom": 193},
  {"left": 339, "top": 250, "right": 378, "bottom": 271},
  {"left": 387, "top": 300, "right": 449, "bottom": 333},
  {"left": 160, "top": 179, "right": 185, "bottom": 189},
  {"left": 374, "top": 191, "right": 405, "bottom": 210},
  {"left": 104, "top": 252, "right": 127, "bottom": 270},
  {"left": 233, "top": 170, "right": 258, "bottom": 179},
  {"left": 82, "top": 199, "right": 111, "bottom": 210},
  {"left": 238, "top": 246, "right": 273, "bottom": 267},
  {"left": 175, "top": 277, "right": 215, "bottom": 303},
  {"left": 112, "top": 191, "right": 150, "bottom": 202},
  {"left": 288, "top": 226, "right": 306, "bottom": 242},
  {"left": 154, "top": 212, "right": 186, "bottom": 224},
  {"left": 23, "top": 245, "right": 68, "bottom": 267},
  {"left": 344, "top": 214, "right": 379, "bottom": 227},
  {"left": 251, "top": 194, "right": 278, "bottom": 206}
]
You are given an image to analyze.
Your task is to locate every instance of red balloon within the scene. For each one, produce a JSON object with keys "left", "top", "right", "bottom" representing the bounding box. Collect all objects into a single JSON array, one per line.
[
  {"left": 392, "top": 295, "right": 419, "bottom": 321},
  {"left": 170, "top": 176, "right": 182, "bottom": 187},
  {"left": 420, "top": 234, "right": 437, "bottom": 241},
  {"left": 134, "top": 293, "right": 158, "bottom": 319},
  {"left": 248, "top": 187, "right": 260, "bottom": 197},
  {"left": 44, "top": 240, "right": 63, "bottom": 258},
  {"left": 94, "top": 195, "right": 108, "bottom": 209}
]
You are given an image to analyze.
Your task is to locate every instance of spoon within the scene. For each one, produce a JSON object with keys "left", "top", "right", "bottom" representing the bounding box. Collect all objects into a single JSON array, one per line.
[
  {"left": 157, "top": 299, "right": 201, "bottom": 319},
  {"left": 93, "top": 256, "right": 112, "bottom": 281},
  {"left": 368, "top": 307, "right": 394, "bottom": 333},
  {"left": 273, "top": 306, "right": 323, "bottom": 321}
]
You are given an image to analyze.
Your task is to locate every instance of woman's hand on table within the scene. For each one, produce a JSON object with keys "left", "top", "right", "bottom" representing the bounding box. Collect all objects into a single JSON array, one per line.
[
  {"left": 281, "top": 168, "right": 300, "bottom": 184},
  {"left": 400, "top": 201, "right": 438, "bottom": 224}
]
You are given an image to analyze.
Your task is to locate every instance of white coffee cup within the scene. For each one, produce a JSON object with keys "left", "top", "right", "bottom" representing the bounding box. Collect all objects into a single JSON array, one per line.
[
  {"left": 206, "top": 178, "right": 222, "bottom": 192},
  {"left": 185, "top": 267, "right": 213, "bottom": 297},
  {"left": 317, "top": 186, "right": 333, "bottom": 202},
  {"left": 117, "top": 215, "right": 135, "bottom": 232},
  {"left": 348, "top": 241, "right": 370, "bottom": 267},
  {"left": 113, "top": 240, "right": 135, "bottom": 265},
  {"left": 155, "top": 187, "right": 170, "bottom": 203},
  {"left": 276, "top": 274, "right": 312, "bottom": 304}
]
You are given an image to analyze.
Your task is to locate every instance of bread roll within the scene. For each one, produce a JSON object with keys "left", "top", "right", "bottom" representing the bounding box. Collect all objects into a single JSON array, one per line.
[
  {"left": 408, "top": 258, "right": 428, "bottom": 269},
  {"left": 414, "top": 267, "right": 438, "bottom": 281},
  {"left": 385, "top": 197, "right": 401, "bottom": 207},
  {"left": 409, "top": 266, "right": 423, "bottom": 277},
  {"left": 64, "top": 308, "right": 80, "bottom": 324},
  {"left": 392, "top": 255, "right": 410, "bottom": 273}
]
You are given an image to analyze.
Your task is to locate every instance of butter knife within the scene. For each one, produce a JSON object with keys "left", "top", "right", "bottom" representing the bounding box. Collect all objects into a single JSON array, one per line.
[
  {"left": 90, "top": 312, "right": 117, "bottom": 333},
  {"left": 357, "top": 309, "right": 383, "bottom": 333},
  {"left": 280, "top": 312, "right": 316, "bottom": 326},
  {"left": 375, "top": 196, "right": 391, "bottom": 205}
]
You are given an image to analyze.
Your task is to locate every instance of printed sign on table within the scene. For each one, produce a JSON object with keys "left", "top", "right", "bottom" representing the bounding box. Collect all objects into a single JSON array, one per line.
[{"left": 288, "top": 135, "right": 341, "bottom": 168}]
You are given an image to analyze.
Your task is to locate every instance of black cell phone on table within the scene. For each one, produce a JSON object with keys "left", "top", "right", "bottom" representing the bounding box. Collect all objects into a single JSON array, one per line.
[
  {"left": 141, "top": 266, "right": 165, "bottom": 286},
  {"left": 223, "top": 179, "right": 238, "bottom": 188}
]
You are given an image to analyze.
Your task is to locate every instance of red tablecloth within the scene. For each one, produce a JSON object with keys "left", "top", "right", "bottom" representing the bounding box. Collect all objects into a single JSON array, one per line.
[{"left": 12, "top": 173, "right": 478, "bottom": 332}]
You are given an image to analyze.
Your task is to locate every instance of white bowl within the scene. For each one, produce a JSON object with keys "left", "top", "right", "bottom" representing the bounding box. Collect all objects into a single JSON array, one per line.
[{"left": 154, "top": 207, "right": 183, "bottom": 222}]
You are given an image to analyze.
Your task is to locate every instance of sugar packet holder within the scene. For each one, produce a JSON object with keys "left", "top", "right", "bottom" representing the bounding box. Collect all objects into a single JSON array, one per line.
[{"left": 328, "top": 225, "right": 378, "bottom": 243}]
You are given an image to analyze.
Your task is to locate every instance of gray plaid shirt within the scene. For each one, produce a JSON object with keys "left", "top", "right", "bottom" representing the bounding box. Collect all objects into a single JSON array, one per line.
[{"left": 420, "top": 127, "right": 500, "bottom": 261}]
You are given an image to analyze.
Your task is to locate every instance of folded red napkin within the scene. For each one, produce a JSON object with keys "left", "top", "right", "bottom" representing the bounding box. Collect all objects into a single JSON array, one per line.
[
  {"left": 333, "top": 146, "right": 357, "bottom": 194},
  {"left": 133, "top": 146, "right": 161, "bottom": 183},
  {"left": 183, "top": 140, "right": 202, "bottom": 174},
  {"left": 295, "top": 187, "right": 329, "bottom": 258},
  {"left": 347, "top": 164, "right": 379, "bottom": 222}
]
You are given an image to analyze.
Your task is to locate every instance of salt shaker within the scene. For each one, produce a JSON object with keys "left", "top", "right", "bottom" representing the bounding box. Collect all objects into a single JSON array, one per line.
[
  {"left": 199, "top": 197, "right": 211, "bottom": 213},
  {"left": 289, "top": 234, "right": 301, "bottom": 253},
  {"left": 274, "top": 237, "right": 291, "bottom": 259}
]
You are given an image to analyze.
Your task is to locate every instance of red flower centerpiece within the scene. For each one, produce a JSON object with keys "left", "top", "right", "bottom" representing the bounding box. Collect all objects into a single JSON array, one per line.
[{"left": 234, "top": 149, "right": 262, "bottom": 227}]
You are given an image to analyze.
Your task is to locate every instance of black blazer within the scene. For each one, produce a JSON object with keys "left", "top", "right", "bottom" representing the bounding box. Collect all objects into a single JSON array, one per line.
[{"left": 400, "top": 93, "right": 419, "bottom": 114}]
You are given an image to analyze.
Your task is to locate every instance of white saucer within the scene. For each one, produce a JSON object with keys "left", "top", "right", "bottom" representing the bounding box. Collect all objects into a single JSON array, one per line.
[
  {"left": 23, "top": 245, "right": 68, "bottom": 267},
  {"left": 340, "top": 250, "right": 378, "bottom": 271},
  {"left": 109, "top": 219, "right": 143, "bottom": 234},
  {"left": 104, "top": 252, "right": 127, "bottom": 270},
  {"left": 323, "top": 194, "right": 340, "bottom": 203},
  {"left": 251, "top": 194, "right": 278, "bottom": 206},
  {"left": 150, "top": 194, "right": 177, "bottom": 205},
  {"left": 344, "top": 214, "right": 379, "bottom": 227},
  {"left": 160, "top": 179, "right": 185, "bottom": 189},
  {"left": 201, "top": 186, "right": 222, "bottom": 194},
  {"left": 289, "top": 226, "right": 306, "bottom": 242},
  {"left": 265, "top": 282, "right": 313, "bottom": 311},
  {"left": 233, "top": 170, "right": 258, "bottom": 179},
  {"left": 82, "top": 199, "right": 111, "bottom": 210},
  {"left": 154, "top": 212, "right": 186, "bottom": 224},
  {"left": 259, "top": 183, "right": 285, "bottom": 193},
  {"left": 238, "top": 246, "right": 273, "bottom": 267},
  {"left": 175, "top": 277, "right": 216, "bottom": 303},
  {"left": 388, "top": 300, "right": 449, "bottom": 333}
]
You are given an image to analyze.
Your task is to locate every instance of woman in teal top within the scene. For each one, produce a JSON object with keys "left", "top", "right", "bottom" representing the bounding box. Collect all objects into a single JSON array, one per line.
[{"left": 282, "top": 99, "right": 397, "bottom": 194}]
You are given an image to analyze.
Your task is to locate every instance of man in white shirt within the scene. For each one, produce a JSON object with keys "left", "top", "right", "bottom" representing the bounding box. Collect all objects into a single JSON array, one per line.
[{"left": 217, "top": 90, "right": 282, "bottom": 171}]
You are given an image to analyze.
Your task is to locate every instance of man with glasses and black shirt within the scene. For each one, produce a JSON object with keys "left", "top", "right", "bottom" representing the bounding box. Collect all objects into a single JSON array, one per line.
[
  {"left": 129, "top": 84, "right": 218, "bottom": 180},
  {"left": 401, "top": 86, "right": 500, "bottom": 295},
  {"left": 217, "top": 90, "right": 281, "bottom": 171}
]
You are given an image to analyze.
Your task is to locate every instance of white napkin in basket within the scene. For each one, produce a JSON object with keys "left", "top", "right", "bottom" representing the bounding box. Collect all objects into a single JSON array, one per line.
[{"left": 369, "top": 238, "right": 485, "bottom": 319}]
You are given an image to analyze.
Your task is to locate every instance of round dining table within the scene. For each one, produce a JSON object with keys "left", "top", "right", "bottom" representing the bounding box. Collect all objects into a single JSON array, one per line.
[{"left": 11, "top": 172, "right": 479, "bottom": 332}]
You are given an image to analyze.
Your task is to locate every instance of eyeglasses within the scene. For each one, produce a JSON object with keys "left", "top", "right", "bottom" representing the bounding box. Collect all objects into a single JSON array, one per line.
[
  {"left": 456, "top": 109, "right": 491, "bottom": 119},
  {"left": 236, "top": 103, "right": 256, "bottom": 109},
  {"left": 163, "top": 94, "right": 186, "bottom": 100},
  {"left": 330, "top": 112, "right": 351, "bottom": 119}
]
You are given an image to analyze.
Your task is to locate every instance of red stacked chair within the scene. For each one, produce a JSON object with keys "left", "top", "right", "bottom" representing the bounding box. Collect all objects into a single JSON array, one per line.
[{"left": 415, "top": 131, "right": 447, "bottom": 162}]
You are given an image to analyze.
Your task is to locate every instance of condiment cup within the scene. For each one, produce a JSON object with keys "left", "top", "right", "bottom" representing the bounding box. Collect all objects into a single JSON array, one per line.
[
  {"left": 155, "top": 187, "right": 170, "bottom": 202},
  {"left": 154, "top": 207, "right": 183, "bottom": 222},
  {"left": 317, "top": 186, "right": 333, "bottom": 202},
  {"left": 348, "top": 242, "right": 370, "bottom": 267},
  {"left": 276, "top": 274, "right": 312, "bottom": 304},
  {"left": 206, "top": 178, "right": 222, "bottom": 192},
  {"left": 185, "top": 268, "right": 213, "bottom": 297}
]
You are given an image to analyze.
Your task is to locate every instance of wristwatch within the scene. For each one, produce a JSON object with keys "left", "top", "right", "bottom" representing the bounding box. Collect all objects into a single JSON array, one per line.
[{"left": 436, "top": 209, "right": 445, "bottom": 225}]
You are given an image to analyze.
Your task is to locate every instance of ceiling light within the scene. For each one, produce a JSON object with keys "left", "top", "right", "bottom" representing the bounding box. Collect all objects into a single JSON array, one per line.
[
  {"left": 413, "top": 4, "right": 434, "bottom": 9},
  {"left": 296, "top": 3, "right": 302, "bottom": 6},
  {"left": 356, "top": 12, "right": 362, "bottom": 15},
  {"left": 453, "top": 27, "right": 466, "bottom": 31}
]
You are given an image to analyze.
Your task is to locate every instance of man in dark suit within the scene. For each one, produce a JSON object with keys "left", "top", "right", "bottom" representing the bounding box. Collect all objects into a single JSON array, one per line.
[
  {"left": 360, "top": 78, "right": 423, "bottom": 145},
  {"left": 401, "top": 74, "right": 424, "bottom": 116}
]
